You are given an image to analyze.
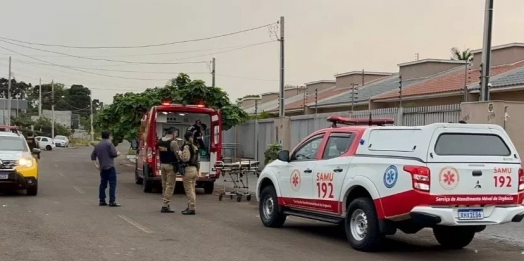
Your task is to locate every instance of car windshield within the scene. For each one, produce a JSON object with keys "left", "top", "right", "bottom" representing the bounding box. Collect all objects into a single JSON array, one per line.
[{"left": 0, "top": 136, "right": 27, "bottom": 151}]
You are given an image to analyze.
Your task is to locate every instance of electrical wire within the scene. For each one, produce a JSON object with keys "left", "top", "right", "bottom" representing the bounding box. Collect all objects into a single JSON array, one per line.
[
  {"left": 0, "top": 23, "right": 277, "bottom": 49},
  {"left": 0, "top": 41, "right": 279, "bottom": 58},
  {"left": 0, "top": 45, "right": 203, "bottom": 81},
  {"left": 9, "top": 59, "right": 209, "bottom": 76},
  {"left": 0, "top": 39, "right": 275, "bottom": 65}
]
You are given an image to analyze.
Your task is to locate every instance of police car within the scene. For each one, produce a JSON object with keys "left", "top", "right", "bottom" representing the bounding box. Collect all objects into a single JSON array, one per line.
[
  {"left": 0, "top": 132, "right": 40, "bottom": 195},
  {"left": 256, "top": 116, "right": 524, "bottom": 252}
]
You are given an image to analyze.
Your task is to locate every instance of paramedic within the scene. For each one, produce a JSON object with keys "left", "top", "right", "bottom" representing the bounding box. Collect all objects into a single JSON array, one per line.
[
  {"left": 157, "top": 128, "right": 180, "bottom": 213},
  {"left": 179, "top": 130, "right": 200, "bottom": 215}
]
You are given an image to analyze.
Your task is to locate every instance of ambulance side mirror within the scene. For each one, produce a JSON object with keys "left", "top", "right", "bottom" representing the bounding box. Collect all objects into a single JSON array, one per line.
[{"left": 277, "top": 150, "right": 290, "bottom": 162}]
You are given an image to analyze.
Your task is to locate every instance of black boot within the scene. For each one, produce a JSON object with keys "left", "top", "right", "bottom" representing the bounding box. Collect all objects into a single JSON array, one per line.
[
  {"left": 99, "top": 201, "right": 108, "bottom": 206},
  {"left": 161, "top": 206, "right": 174, "bottom": 213},
  {"left": 181, "top": 209, "right": 195, "bottom": 215}
]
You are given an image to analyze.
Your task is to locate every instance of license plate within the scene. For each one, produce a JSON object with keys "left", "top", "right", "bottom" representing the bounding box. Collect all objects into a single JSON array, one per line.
[
  {"left": 0, "top": 174, "right": 8, "bottom": 179},
  {"left": 458, "top": 209, "right": 484, "bottom": 220}
]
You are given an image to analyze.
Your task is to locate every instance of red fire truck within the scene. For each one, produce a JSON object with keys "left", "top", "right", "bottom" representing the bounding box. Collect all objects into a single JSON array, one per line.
[{"left": 132, "top": 101, "right": 223, "bottom": 194}]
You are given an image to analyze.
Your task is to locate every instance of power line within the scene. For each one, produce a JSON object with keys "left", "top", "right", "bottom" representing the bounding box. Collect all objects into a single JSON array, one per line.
[
  {"left": 9, "top": 59, "right": 209, "bottom": 75},
  {"left": 0, "top": 41, "right": 278, "bottom": 58},
  {"left": 0, "top": 23, "right": 276, "bottom": 49},
  {"left": 0, "top": 39, "right": 274, "bottom": 65},
  {"left": 0, "top": 45, "right": 204, "bottom": 81}
]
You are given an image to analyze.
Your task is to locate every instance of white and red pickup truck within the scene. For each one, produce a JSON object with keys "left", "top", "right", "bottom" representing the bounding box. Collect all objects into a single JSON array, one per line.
[{"left": 256, "top": 116, "right": 524, "bottom": 252}]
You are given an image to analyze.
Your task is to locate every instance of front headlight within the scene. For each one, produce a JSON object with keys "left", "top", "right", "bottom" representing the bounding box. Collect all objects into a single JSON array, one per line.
[{"left": 19, "top": 158, "right": 33, "bottom": 167}]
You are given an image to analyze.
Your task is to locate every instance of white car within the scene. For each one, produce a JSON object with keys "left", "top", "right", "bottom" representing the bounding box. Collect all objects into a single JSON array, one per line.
[
  {"left": 35, "top": 136, "right": 56, "bottom": 151},
  {"left": 54, "top": 135, "right": 69, "bottom": 147},
  {"left": 256, "top": 116, "right": 524, "bottom": 252}
]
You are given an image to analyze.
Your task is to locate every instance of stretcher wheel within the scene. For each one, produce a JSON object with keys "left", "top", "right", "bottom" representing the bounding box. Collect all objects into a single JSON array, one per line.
[
  {"left": 230, "top": 195, "right": 233, "bottom": 200},
  {"left": 236, "top": 196, "right": 242, "bottom": 202},
  {"left": 218, "top": 194, "right": 223, "bottom": 201},
  {"left": 246, "top": 195, "right": 251, "bottom": 201}
]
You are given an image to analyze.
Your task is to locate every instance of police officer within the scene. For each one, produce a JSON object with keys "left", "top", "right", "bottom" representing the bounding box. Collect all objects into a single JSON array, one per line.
[
  {"left": 157, "top": 128, "right": 179, "bottom": 213},
  {"left": 25, "top": 131, "right": 39, "bottom": 159},
  {"left": 179, "top": 130, "right": 200, "bottom": 215}
]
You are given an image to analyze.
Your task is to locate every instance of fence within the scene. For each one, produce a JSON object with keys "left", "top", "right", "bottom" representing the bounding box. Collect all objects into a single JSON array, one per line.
[{"left": 222, "top": 103, "right": 461, "bottom": 167}]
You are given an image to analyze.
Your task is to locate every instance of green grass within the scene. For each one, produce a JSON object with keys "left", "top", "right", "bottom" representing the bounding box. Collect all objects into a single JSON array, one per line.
[{"left": 127, "top": 148, "right": 137, "bottom": 155}]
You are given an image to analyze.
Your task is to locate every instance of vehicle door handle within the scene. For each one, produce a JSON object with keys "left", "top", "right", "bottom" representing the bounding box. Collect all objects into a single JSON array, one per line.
[
  {"left": 472, "top": 170, "right": 482, "bottom": 176},
  {"left": 303, "top": 169, "right": 312, "bottom": 173},
  {"left": 334, "top": 168, "right": 343, "bottom": 172}
]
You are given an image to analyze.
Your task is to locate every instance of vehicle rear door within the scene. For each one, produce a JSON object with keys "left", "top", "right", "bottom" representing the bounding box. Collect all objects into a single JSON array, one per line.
[
  {"left": 426, "top": 127, "right": 522, "bottom": 208},
  {"left": 312, "top": 132, "right": 356, "bottom": 215}
]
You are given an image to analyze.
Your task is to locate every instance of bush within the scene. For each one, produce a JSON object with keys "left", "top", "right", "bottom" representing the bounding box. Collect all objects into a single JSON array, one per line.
[{"left": 264, "top": 143, "right": 282, "bottom": 165}]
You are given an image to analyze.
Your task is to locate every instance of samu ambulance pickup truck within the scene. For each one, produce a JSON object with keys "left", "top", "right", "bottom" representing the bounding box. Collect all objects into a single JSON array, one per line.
[{"left": 256, "top": 116, "right": 524, "bottom": 252}]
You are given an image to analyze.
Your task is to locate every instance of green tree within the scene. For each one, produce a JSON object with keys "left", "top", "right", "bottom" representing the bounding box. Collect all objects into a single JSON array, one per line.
[
  {"left": 450, "top": 47, "right": 473, "bottom": 62},
  {"left": 95, "top": 73, "right": 248, "bottom": 145},
  {"left": 11, "top": 114, "right": 70, "bottom": 137}
]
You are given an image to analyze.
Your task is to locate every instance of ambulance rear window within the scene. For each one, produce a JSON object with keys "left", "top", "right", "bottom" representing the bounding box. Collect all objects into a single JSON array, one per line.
[{"left": 434, "top": 133, "right": 511, "bottom": 156}]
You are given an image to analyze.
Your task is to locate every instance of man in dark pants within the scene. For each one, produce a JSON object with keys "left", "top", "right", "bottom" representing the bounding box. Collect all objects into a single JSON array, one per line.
[
  {"left": 25, "top": 131, "right": 39, "bottom": 159},
  {"left": 91, "top": 130, "right": 121, "bottom": 207}
]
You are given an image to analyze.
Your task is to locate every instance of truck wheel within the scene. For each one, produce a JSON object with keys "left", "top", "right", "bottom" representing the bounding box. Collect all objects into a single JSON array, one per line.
[
  {"left": 259, "top": 185, "right": 286, "bottom": 228},
  {"left": 27, "top": 185, "right": 38, "bottom": 196},
  {"left": 203, "top": 182, "right": 214, "bottom": 194},
  {"left": 433, "top": 226, "right": 475, "bottom": 249},
  {"left": 345, "top": 197, "right": 383, "bottom": 252},
  {"left": 142, "top": 166, "right": 153, "bottom": 193},
  {"left": 135, "top": 161, "right": 143, "bottom": 185}
]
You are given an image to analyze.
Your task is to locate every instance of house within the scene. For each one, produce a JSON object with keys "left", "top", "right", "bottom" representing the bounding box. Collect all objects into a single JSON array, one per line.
[
  {"left": 307, "top": 74, "right": 427, "bottom": 113},
  {"left": 264, "top": 71, "right": 394, "bottom": 116},
  {"left": 369, "top": 43, "right": 524, "bottom": 108}
]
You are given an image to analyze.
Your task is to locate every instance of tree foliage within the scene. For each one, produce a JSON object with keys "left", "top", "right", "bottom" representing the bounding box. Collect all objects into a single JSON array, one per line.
[
  {"left": 95, "top": 73, "right": 248, "bottom": 145},
  {"left": 11, "top": 113, "right": 71, "bottom": 137},
  {"left": 450, "top": 47, "right": 473, "bottom": 62}
]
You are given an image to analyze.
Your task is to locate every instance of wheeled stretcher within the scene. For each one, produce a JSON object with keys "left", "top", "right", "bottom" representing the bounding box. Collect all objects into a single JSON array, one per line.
[{"left": 213, "top": 159, "right": 259, "bottom": 202}]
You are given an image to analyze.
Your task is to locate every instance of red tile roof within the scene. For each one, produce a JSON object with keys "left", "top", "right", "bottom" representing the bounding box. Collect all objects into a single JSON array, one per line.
[
  {"left": 270, "top": 77, "right": 391, "bottom": 112},
  {"left": 372, "top": 60, "right": 524, "bottom": 101}
]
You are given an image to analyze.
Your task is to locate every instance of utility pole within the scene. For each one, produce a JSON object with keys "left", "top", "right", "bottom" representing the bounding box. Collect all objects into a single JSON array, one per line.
[
  {"left": 51, "top": 80, "right": 55, "bottom": 138},
  {"left": 463, "top": 61, "right": 469, "bottom": 102},
  {"left": 480, "top": 0, "right": 494, "bottom": 101},
  {"left": 211, "top": 58, "right": 216, "bottom": 87},
  {"left": 7, "top": 56, "right": 11, "bottom": 125},
  {"left": 38, "top": 78, "right": 42, "bottom": 117},
  {"left": 278, "top": 16, "right": 285, "bottom": 117},
  {"left": 254, "top": 99, "right": 259, "bottom": 162},
  {"left": 361, "top": 69, "right": 365, "bottom": 87},
  {"left": 314, "top": 88, "right": 318, "bottom": 115},
  {"left": 350, "top": 83, "right": 358, "bottom": 112},
  {"left": 398, "top": 75, "right": 403, "bottom": 108},
  {"left": 90, "top": 94, "right": 94, "bottom": 141}
]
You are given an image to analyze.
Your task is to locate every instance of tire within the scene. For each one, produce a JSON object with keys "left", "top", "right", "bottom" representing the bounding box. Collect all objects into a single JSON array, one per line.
[
  {"left": 433, "top": 226, "right": 476, "bottom": 249},
  {"left": 45, "top": 145, "right": 52, "bottom": 151},
  {"left": 203, "top": 182, "right": 214, "bottom": 194},
  {"left": 259, "top": 185, "right": 286, "bottom": 228},
  {"left": 345, "top": 197, "right": 383, "bottom": 252},
  {"left": 135, "top": 161, "right": 143, "bottom": 185},
  {"left": 142, "top": 166, "right": 153, "bottom": 193},
  {"left": 27, "top": 185, "right": 38, "bottom": 196}
]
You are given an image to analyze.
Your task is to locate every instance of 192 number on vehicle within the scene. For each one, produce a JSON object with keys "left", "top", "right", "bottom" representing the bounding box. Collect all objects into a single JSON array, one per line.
[
  {"left": 493, "top": 175, "right": 512, "bottom": 187},
  {"left": 317, "top": 182, "right": 334, "bottom": 199}
]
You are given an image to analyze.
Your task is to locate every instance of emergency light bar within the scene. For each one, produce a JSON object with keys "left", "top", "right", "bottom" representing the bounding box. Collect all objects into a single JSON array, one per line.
[{"left": 327, "top": 115, "right": 395, "bottom": 127}]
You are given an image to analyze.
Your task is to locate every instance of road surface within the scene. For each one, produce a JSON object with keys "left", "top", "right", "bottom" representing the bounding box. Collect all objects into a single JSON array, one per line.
[{"left": 1, "top": 145, "right": 524, "bottom": 261}]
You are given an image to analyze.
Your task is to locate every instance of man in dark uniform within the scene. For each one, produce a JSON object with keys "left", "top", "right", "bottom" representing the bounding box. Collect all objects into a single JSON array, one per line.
[
  {"left": 179, "top": 130, "right": 200, "bottom": 215},
  {"left": 25, "top": 131, "right": 39, "bottom": 159},
  {"left": 157, "top": 128, "right": 180, "bottom": 213}
]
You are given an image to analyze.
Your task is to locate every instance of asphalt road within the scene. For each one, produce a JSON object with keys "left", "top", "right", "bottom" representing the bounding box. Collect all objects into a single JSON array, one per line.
[{"left": 1, "top": 145, "right": 524, "bottom": 261}]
